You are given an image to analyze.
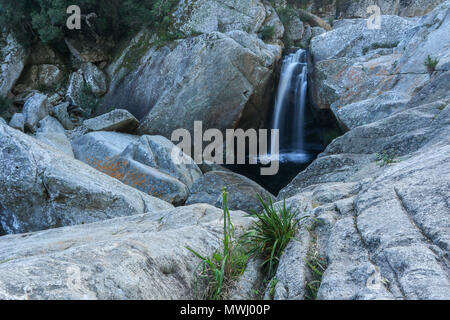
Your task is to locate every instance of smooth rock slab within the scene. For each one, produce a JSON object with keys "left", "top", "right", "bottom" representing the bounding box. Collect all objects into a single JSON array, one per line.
[
  {"left": 0, "top": 204, "right": 253, "bottom": 300},
  {"left": 0, "top": 122, "right": 173, "bottom": 234},
  {"left": 83, "top": 109, "right": 139, "bottom": 133},
  {"left": 186, "top": 171, "right": 274, "bottom": 213}
]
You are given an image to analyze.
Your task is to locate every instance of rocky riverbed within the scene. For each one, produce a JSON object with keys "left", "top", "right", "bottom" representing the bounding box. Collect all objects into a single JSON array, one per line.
[{"left": 0, "top": 0, "right": 449, "bottom": 300}]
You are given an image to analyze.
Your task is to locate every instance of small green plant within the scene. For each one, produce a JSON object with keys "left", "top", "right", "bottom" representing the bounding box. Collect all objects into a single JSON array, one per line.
[
  {"left": 327, "top": 16, "right": 335, "bottom": 27},
  {"left": 244, "top": 196, "right": 304, "bottom": 279},
  {"left": 305, "top": 248, "right": 327, "bottom": 300},
  {"left": 424, "top": 55, "right": 439, "bottom": 75},
  {"left": 268, "top": 277, "right": 279, "bottom": 299},
  {"left": 258, "top": 25, "right": 276, "bottom": 41},
  {"left": 187, "top": 187, "right": 248, "bottom": 300},
  {"left": 376, "top": 148, "right": 399, "bottom": 167}
]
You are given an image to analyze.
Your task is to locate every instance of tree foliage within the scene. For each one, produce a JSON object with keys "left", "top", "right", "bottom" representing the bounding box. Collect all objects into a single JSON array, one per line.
[{"left": 0, "top": 0, "right": 179, "bottom": 46}]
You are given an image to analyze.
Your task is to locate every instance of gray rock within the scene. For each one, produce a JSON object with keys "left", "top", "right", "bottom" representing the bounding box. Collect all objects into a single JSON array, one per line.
[
  {"left": 310, "top": 5, "right": 450, "bottom": 117},
  {"left": 22, "top": 93, "right": 49, "bottom": 132},
  {"left": 0, "top": 33, "right": 28, "bottom": 96},
  {"left": 186, "top": 171, "right": 274, "bottom": 213},
  {"left": 72, "top": 132, "right": 192, "bottom": 205},
  {"left": 103, "top": 31, "right": 281, "bottom": 138},
  {"left": 122, "top": 135, "right": 202, "bottom": 188},
  {"left": 229, "top": 258, "right": 264, "bottom": 300},
  {"left": 66, "top": 70, "right": 84, "bottom": 106},
  {"left": 72, "top": 131, "right": 139, "bottom": 161},
  {"left": 81, "top": 62, "right": 108, "bottom": 96},
  {"left": 35, "top": 116, "right": 74, "bottom": 157},
  {"left": 0, "top": 122, "right": 173, "bottom": 234},
  {"left": 172, "top": 0, "right": 267, "bottom": 35},
  {"left": 0, "top": 204, "right": 253, "bottom": 299},
  {"left": 83, "top": 109, "right": 139, "bottom": 133},
  {"left": 331, "top": 91, "right": 411, "bottom": 130},
  {"left": 50, "top": 102, "right": 73, "bottom": 130},
  {"left": 310, "top": 16, "right": 417, "bottom": 61},
  {"left": 284, "top": 14, "right": 304, "bottom": 43},
  {"left": 269, "top": 229, "right": 311, "bottom": 300},
  {"left": 297, "top": 0, "right": 444, "bottom": 19},
  {"left": 8, "top": 113, "right": 24, "bottom": 132},
  {"left": 260, "top": 2, "right": 285, "bottom": 39}
]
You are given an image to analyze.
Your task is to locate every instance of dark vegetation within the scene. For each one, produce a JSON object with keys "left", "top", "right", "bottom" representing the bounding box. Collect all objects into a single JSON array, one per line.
[{"left": 0, "top": 0, "right": 180, "bottom": 47}]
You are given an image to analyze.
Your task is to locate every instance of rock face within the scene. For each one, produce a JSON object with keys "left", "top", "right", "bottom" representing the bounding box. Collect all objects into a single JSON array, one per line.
[
  {"left": 0, "top": 33, "right": 28, "bottom": 97},
  {"left": 72, "top": 132, "right": 202, "bottom": 205},
  {"left": 0, "top": 204, "right": 253, "bottom": 299},
  {"left": 83, "top": 109, "right": 139, "bottom": 133},
  {"left": 81, "top": 62, "right": 108, "bottom": 96},
  {"left": 172, "top": 0, "right": 268, "bottom": 35},
  {"left": 287, "top": 0, "right": 445, "bottom": 18},
  {"left": 274, "top": 3, "right": 450, "bottom": 300},
  {"left": 103, "top": 31, "right": 281, "bottom": 138},
  {"left": 310, "top": 4, "right": 450, "bottom": 129},
  {"left": 0, "top": 122, "right": 173, "bottom": 235},
  {"left": 186, "top": 171, "right": 274, "bottom": 213}
]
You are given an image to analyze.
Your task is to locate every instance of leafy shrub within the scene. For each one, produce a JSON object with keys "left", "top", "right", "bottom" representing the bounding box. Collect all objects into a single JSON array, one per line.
[
  {"left": 259, "top": 25, "right": 276, "bottom": 41},
  {"left": 424, "top": 55, "right": 439, "bottom": 75},
  {"left": 187, "top": 188, "right": 249, "bottom": 300}
]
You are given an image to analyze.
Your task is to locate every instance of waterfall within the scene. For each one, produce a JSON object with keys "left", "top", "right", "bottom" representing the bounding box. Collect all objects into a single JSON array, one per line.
[{"left": 270, "top": 49, "right": 310, "bottom": 162}]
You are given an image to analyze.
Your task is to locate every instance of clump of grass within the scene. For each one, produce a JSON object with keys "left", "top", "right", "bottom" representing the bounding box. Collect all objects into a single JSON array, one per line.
[
  {"left": 244, "top": 196, "right": 304, "bottom": 279},
  {"left": 375, "top": 148, "right": 399, "bottom": 167},
  {"left": 187, "top": 187, "right": 248, "bottom": 300},
  {"left": 424, "top": 55, "right": 439, "bottom": 76}
]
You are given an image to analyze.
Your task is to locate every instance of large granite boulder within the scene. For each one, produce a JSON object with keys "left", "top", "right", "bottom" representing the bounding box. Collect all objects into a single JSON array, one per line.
[
  {"left": 0, "top": 122, "right": 172, "bottom": 235},
  {"left": 0, "top": 204, "right": 253, "bottom": 299},
  {"left": 0, "top": 33, "right": 28, "bottom": 97},
  {"left": 186, "top": 170, "right": 274, "bottom": 213},
  {"left": 172, "top": 0, "right": 268, "bottom": 35},
  {"left": 102, "top": 30, "right": 281, "bottom": 138},
  {"left": 72, "top": 132, "right": 202, "bottom": 205}
]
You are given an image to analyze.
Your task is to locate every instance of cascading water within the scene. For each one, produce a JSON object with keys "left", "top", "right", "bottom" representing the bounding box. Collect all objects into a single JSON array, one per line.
[
  {"left": 228, "top": 48, "right": 330, "bottom": 194},
  {"left": 271, "top": 49, "right": 311, "bottom": 163}
]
